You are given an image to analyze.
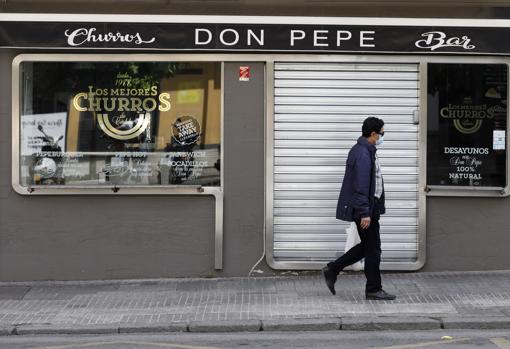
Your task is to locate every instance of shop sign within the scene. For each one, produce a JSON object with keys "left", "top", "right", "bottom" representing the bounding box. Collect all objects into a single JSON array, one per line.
[
  {"left": 2, "top": 20, "right": 510, "bottom": 54},
  {"left": 71, "top": 73, "right": 171, "bottom": 140}
]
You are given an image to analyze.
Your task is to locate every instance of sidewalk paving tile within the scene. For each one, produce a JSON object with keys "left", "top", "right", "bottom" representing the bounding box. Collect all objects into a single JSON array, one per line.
[{"left": 0, "top": 271, "right": 508, "bottom": 334}]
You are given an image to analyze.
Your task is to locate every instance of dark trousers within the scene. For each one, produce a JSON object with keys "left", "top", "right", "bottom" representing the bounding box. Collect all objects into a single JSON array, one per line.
[{"left": 327, "top": 215, "right": 382, "bottom": 293}]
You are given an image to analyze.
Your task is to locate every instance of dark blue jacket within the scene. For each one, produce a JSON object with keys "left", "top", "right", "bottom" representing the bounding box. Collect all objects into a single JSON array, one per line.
[{"left": 336, "top": 136, "right": 386, "bottom": 222}]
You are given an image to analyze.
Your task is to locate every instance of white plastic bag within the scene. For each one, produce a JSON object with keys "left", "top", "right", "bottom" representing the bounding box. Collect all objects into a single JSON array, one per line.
[{"left": 344, "top": 222, "right": 364, "bottom": 271}]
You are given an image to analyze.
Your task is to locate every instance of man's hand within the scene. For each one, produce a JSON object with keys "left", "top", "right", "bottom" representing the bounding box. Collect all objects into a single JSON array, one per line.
[{"left": 360, "top": 216, "right": 371, "bottom": 230}]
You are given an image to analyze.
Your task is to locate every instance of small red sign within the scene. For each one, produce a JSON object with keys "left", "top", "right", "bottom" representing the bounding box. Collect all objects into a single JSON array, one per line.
[{"left": 239, "top": 66, "right": 250, "bottom": 81}]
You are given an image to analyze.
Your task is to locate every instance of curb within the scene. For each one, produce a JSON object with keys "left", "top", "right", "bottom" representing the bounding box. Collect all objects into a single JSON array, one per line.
[
  {"left": 262, "top": 318, "right": 341, "bottom": 331},
  {"left": 1, "top": 270, "right": 509, "bottom": 288},
  {"left": 0, "top": 327, "right": 13, "bottom": 336},
  {"left": 15, "top": 324, "right": 118, "bottom": 335},
  {"left": 341, "top": 316, "right": 441, "bottom": 331},
  {"left": 189, "top": 320, "right": 261, "bottom": 333},
  {"left": 119, "top": 323, "right": 188, "bottom": 334},
  {"left": 4, "top": 316, "right": 510, "bottom": 335},
  {"left": 442, "top": 316, "right": 510, "bottom": 330}
]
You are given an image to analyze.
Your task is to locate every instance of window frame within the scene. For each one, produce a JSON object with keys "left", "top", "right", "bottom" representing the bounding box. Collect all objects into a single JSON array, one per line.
[
  {"left": 12, "top": 54, "right": 226, "bottom": 196},
  {"left": 422, "top": 57, "right": 510, "bottom": 197}
]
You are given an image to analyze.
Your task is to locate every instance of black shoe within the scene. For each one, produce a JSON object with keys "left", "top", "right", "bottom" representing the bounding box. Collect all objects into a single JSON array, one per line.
[
  {"left": 365, "top": 289, "right": 396, "bottom": 300},
  {"left": 322, "top": 266, "right": 337, "bottom": 295}
]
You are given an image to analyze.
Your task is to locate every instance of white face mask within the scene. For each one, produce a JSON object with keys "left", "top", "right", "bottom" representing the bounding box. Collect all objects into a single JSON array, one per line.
[{"left": 375, "top": 134, "right": 384, "bottom": 146}]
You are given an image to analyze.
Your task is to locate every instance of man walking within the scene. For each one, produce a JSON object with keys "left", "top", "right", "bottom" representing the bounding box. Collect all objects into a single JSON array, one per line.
[{"left": 322, "top": 117, "right": 396, "bottom": 301}]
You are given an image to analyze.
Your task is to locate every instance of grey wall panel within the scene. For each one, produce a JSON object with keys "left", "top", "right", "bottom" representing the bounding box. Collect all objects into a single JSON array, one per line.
[
  {"left": 222, "top": 62, "right": 266, "bottom": 276},
  {"left": 423, "top": 197, "right": 510, "bottom": 271},
  {"left": 0, "top": 195, "right": 216, "bottom": 280},
  {"left": 0, "top": 50, "right": 12, "bottom": 202}
]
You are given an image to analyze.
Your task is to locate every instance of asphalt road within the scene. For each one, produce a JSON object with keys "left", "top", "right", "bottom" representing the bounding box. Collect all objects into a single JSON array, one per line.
[{"left": 0, "top": 330, "right": 510, "bottom": 349}]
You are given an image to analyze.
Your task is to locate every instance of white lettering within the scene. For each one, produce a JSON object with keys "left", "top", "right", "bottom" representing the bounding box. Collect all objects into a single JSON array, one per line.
[
  {"left": 336, "top": 30, "right": 352, "bottom": 46},
  {"left": 360, "top": 31, "right": 375, "bottom": 48},
  {"left": 415, "top": 31, "right": 475, "bottom": 51},
  {"left": 449, "top": 173, "right": 482, "bottom": 180},
  {"left": 290, "top": 30, "right": 306, "bottom": 47},
  {"left": 65, "top": 27, "right": 155, "bottom": 47},
  {"left": 64, "top": 28, "right": 89, "bottom": 47},
  {"left": 247, "top": 29, "right": 264, "bottom": 46},
  {"left": 195, "top": 28, "right": 212, "bottom": 45},
  {"left": 220, "top": 29, "right": 240, "bottom": 46},
  {"left": 314, "top": 30, "right": 329, "bottom": 47},
  {"left": 444, "top": 147, "right": 489, "bottom": 155}
]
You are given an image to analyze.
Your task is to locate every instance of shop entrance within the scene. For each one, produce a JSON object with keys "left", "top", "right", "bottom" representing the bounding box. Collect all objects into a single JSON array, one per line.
[{"left": 269, "top": 61, "right": 421, "bottom": 269}]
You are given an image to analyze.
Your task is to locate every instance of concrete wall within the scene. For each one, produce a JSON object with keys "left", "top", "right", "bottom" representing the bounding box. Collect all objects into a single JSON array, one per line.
[
  {"left": 0, "top": 51, "right": 267, "bottom": 281},
  {"left": 423, "top": 197, "right": 510, "bottom": 271},
  {"left": 2, "top": 26, "right": 510, "bottom": 279},
  {"left": 223, "top": 62, "right": 266, "bottom": 277}
]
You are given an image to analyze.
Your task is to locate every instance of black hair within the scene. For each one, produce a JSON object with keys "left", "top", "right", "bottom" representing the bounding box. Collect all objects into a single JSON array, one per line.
[{"left": 362, "top": 117, "right": 384, "bottom": 138}]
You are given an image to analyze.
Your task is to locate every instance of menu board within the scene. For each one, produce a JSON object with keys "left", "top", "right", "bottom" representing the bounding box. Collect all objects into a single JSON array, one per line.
[{"left": 427, "top": 63, "right": 508, "bottom": 187}]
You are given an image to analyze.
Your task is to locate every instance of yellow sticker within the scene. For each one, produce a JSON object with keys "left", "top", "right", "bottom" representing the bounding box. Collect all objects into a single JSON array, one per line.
[{"left": 177, "top": 82, "right": 203, "bottom": 104}]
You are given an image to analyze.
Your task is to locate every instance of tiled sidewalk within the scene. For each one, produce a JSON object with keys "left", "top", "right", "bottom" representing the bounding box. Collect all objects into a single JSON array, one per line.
[{"left": 0, "top": 270, "right": 509, "bottom": 334}]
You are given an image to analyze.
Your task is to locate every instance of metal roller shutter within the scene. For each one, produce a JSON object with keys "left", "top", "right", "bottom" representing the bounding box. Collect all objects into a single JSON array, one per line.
[{"left": 273, "top": 62, "right": 420, "bottom": 265}]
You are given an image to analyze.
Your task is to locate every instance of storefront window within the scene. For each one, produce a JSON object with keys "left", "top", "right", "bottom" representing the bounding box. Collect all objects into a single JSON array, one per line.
[
  {"left": 19, "top": 61, "right": 221, "bottom": 188},
  {"left": 427, "top": 63, "right": 508, "bottom": 188}
]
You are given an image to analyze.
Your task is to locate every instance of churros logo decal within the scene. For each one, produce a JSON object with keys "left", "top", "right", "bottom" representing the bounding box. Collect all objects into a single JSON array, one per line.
[
  {"left": 72, "top": 72, "right": 171, "bottom": 140},
  {"left": 97, "top": 112, "right": 151, "bottom": 140},
  {"left": 440, "top": 98, "right": 503, "bottom": 135}
]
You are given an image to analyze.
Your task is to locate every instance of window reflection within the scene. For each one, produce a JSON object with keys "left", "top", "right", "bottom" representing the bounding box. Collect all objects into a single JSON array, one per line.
[
  {"left": 20, "top": 61, "right": 222, "bottom": 187},
  {"left": 427, "top": 63, "right": 507, "bottom": 187}
]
